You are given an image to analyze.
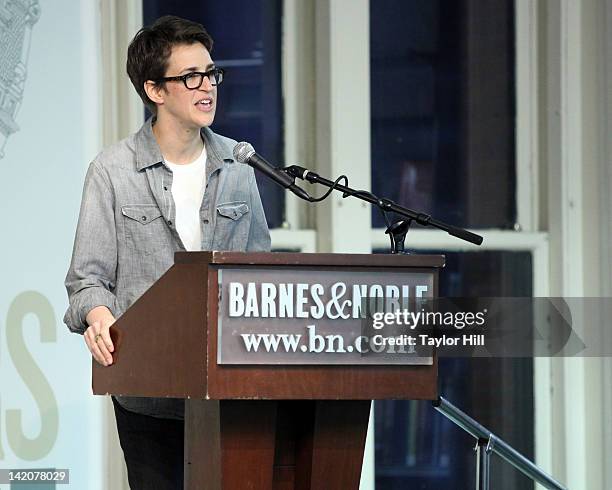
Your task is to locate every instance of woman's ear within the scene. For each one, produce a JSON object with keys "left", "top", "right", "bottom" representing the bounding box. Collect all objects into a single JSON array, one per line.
[{"left": 144, "top": 81, "right": 164, "bottom": 106}]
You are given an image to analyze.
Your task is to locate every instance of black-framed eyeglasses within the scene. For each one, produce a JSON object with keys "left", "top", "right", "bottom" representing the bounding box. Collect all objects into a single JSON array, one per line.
[{"left": 154, "top": 67, "right": 225, "bottom": 89}]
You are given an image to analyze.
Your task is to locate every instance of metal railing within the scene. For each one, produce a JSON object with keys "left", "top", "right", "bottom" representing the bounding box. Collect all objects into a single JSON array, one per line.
[{"left": 433, "top": 396, "right": 568, "bottom": 490}]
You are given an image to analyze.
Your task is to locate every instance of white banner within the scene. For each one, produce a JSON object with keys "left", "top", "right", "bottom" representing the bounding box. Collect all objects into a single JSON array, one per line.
[{"left": 0, "top": 1, "right": 105, "bottom": 488}]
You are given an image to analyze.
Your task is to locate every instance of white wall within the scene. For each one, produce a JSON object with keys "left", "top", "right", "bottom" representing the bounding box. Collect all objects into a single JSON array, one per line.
[{"left": 0, "top": 1, "right": 105, "bottom": 488}]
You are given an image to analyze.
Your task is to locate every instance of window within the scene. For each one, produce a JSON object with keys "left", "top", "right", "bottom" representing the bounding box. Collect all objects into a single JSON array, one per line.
[
  {"left": 370, "top": 0, "right": 516, "bottom": 230},
  {"left": 374, "top": 251, "right": 534, "bottom": 490},
  {"left": 370, "top": 1, "right": 532, "bottom": 488}
]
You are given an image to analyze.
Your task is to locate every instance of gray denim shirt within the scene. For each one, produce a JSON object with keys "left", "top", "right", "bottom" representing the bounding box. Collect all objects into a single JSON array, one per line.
[{"left": 64, "top": 118, "right": 270, "bottom": 419}]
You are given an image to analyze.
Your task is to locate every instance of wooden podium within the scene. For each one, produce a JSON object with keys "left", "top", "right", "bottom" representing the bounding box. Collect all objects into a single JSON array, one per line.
[{"left": 93, "top": 252, "right": 444, "bottom": 490}]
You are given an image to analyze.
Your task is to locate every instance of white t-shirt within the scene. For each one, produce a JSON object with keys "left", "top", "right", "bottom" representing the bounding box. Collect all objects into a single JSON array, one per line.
[{"left": 165, "top": 146, "right": 207, "bottom": 251}]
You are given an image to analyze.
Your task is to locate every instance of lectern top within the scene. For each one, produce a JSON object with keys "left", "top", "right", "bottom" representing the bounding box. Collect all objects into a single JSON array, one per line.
[{"left": 174, "top": 250, "right": 445, "bottom": 268}]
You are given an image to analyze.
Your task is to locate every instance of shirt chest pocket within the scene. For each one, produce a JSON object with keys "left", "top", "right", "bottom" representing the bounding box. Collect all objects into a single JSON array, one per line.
[
  {"left": 217, "top": 202, "right": 249, "bottom": 221},
  {"left": 214, "top": 201, "right": 251, "bottom": 249},
  {"left": 121, "top": 204, "right": 165, "bottom": 255}
]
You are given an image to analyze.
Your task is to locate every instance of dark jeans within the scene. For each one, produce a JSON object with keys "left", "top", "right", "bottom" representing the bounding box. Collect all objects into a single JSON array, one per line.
[{"left": 112, "top": 397, "right": 184, "bottom": 490}]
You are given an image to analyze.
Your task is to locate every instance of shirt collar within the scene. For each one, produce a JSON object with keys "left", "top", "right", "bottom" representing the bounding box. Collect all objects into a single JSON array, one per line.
[{"left": 135, "top": 118, "right": 233, "bottom": 173}]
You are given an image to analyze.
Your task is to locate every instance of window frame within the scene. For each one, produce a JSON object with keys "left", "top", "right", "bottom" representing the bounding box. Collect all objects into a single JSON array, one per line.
[
  {"left": 104, "top": 0, "right": 612, "bottom": 487},
  {"left": 280, "top": 1, "right": 553, "bottom": 487}
]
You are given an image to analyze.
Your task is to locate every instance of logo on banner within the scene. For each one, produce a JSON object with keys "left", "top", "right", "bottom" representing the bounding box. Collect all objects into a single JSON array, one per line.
[{"left": 217, "top": 267, "right": 435, "bottom": 365}]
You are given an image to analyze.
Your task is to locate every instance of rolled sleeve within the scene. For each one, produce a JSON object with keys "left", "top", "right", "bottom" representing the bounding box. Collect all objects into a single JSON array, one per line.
[
  {"left": 64, "top": 161, "right": 119, "bottom": 334},
  {"left": 246, "top": 168, "right": 271, "bottom": 252}
]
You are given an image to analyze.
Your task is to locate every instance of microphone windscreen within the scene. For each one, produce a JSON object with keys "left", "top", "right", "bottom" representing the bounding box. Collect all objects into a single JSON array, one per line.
[{"left": 233, "top": 142, "right": 255, "bottom": 163}]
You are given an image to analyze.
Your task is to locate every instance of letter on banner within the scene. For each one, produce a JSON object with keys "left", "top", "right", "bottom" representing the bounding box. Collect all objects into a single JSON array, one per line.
[{"left": 229, "top": 283, "right": 245, "bottom": 317}]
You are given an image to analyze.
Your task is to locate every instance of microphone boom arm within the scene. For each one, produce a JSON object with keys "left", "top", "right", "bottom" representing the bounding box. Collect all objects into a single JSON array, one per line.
[{"left": 283, "top": 165, "right": 483, "bottom": 246}]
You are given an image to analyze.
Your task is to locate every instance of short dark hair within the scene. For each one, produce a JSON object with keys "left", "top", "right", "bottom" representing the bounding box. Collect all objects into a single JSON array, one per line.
[{"left": 126, "top": 15, "right": 214, "bottom": 114}]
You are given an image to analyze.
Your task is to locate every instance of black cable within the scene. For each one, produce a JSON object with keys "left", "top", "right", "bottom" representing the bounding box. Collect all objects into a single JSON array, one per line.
[{"left": 306, "top": 175, "right": 349, "bottom": 203}]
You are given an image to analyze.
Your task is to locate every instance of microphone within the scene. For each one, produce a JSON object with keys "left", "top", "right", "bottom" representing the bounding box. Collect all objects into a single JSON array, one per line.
[{"left": 233, "top": 142, "right": 311, "bottom": 201}]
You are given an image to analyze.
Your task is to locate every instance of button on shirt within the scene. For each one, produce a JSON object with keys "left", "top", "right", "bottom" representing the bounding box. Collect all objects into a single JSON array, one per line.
[{"left": 164, "top": 146, "right": 207, "bottom": 251}]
